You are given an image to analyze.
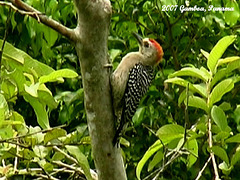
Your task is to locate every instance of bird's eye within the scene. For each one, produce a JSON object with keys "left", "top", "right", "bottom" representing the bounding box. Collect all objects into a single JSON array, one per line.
[{"left": 143, "top": 42, "right": 150, "bottom": 48}]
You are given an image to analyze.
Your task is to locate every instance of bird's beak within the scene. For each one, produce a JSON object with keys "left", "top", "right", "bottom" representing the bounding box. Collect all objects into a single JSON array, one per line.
[{"left": 132, "top": 32, "right": 143, "bottom": 46}]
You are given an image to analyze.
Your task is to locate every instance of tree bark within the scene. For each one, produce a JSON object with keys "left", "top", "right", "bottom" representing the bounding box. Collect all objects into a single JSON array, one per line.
[{"left": 73, "top": 0, "right": 127, "bottom": 179}]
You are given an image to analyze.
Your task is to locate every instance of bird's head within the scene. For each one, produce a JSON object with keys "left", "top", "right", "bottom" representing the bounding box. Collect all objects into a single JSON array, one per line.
[{"left": 133, "top": 32, "right": 164, "bottom": 66}]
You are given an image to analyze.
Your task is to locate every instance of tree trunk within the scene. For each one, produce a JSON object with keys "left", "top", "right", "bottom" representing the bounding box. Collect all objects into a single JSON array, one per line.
[{"left": 73, "top": 0, "right": 127, "bottom": 179}]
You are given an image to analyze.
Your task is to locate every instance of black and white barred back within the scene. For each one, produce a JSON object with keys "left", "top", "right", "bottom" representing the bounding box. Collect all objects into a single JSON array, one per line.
[
  {"left": 124, "top": 63, "right": 154, "bottom": 121},
  {"left": 113, "top": 63, "right": 154, "bottom": 145}
]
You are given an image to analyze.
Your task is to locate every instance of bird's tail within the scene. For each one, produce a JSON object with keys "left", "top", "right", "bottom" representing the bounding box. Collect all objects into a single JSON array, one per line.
[{"left": 112, "top": 111, "right": 127, "bottom": 146}]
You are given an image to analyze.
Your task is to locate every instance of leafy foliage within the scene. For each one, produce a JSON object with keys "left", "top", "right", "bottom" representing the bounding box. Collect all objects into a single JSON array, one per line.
[
  {"left": 137, "top": 35, "right": 240, "bottom": 179},
  {"left": 0, "top": 0, "right": 240, "bottom": 179}
]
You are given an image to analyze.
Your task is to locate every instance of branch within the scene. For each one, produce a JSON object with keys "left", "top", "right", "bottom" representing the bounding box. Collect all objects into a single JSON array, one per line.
[
  {"left": 195, "top": 156, "right": 212, "bottom": 180},
  {"left": 5, "top": 0, "right": 76, "bottom": 41},
  {"left": 208, "top": 117, "right": 220, "bottom": 179},
  {"left": 53, "top": 146, "right": 98, "bottom": 180},
  {"left": 0, "top": 124, "right": 66, "bottom": 144}
]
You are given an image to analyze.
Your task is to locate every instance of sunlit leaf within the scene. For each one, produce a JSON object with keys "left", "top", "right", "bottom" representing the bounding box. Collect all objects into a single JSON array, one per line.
[
  {"left": 136, "top": 140, "right": 162, "bottom": 180},
  {"left": 0, "top": 94, "right": 8, "bottom": 127},
  {"left": 24, "top": 95, "right": 50, "bottom": 129},
  {"left": 226, "top": 134, "right": 240, "bottom": 143},
  {"left": 185, "top": 95, "right": 208, "bottom": 113},
  {"left": 44, "top": 129, "right": 67, "bottom": 144},
  {"left": 66, "top": 146, "right": 92, "bottom": 180},
  {"left": 211, "top": 105, "right": 228, "bottom": 131},
  {"left": 207, "top": 35, "right": 236, "bottom": 74},
  {"left": 168, "top": 67, "right": 210, "bottom": 82},
  {"left": 224, "top": 0, "right": 240, "bottom": 27},
  {"left": 185, "top": 138, "right": 198, "bottom": 168},
  {"left": 156, "top": 124, "right": 185, "bottom": 143},
  {"left": 212, "top": 146, "right": 229, "bottom": 165},
  {"left": 200, "top": 49, "right": 209, "bottom": 60},
  {"left": 24, "top": 83, "right": 40, "bottom": 98},
  {"left": 39, "top": 69, "right": 78, "bottom": 84},
  {"left": 165, "top": 77, "right": 206, "bottom": 97},
  {"left": 147, "top": 150, "right": 163, "bottom": 172},
  {"left": 217, "top": 56, "right": 240, "bottom": 67},
  {"left": 209, "top": 79, "right": 234, "bottom": 106},
  {"left": 231, "top": 149, "right": 240, "bottom": 166}
]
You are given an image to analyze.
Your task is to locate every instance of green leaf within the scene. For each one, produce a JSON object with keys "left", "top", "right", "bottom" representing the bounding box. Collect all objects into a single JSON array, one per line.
[
  {"left": 66, "top": 145, "right": 92, "bottom": 180},
  {"left": 226, "top": 59, "right": 240, "bottom": 73},
  {"left": 211, "top": 68, "right": 227, "bottom": 88},
  {"left": 24, "top": 56, "right": 54, "bottom": 77},
  {"left": 178, "top": 89, "right": 187, "bottom": 106},
  {"left": 231, "top": 149, "right": 240, "bottom": 166},
  {"left": 219, "top": 102, "right": 231, "bottom": 111},
  {"left": 193, "top": 83, "right": 207, "bottom": 98},
  {"left": 207, "top": 35, "right": 236, "bottom": 74},
  {"left": 1, "top": 79, "right": 17, "bottom": 101},
  {"left": 224, "top": 0, "right": 240, "bottom": 27},
  {"left": 217, "top": 56, "right": 240, "bottom": 67},
  {"left": 0, "top": 39, "right": 24, "bottom": 64},
  {"left": 185, "top": 138, "right": 198, "bottom": 168},
  {"left": 211, "top": 105, "right": 228, "bottom": 131},
  {"left": 43, "top": 26, "right": 58, "bottom": 47},
  {"left": 200, "top": 49, "right": 209, "bottom": 59},
  {"left": 39, "top": 69, "right": 78, "bottom": 84},
  {"left": 44, "top": 129, "right": 67, "bottom": 144},
  {"left": 0, "top": 94, "right": 8, "bottom": 127},
  {"left": 132, "top": 107, "right": 145, "bottom": 126},
  {"left": 109, "top": 49, "right": 122, "bottom": 62},
  {"left": 219, "top": 161, "right": 232, "bottom": 175},
  {"left": 186, "top": 95, "right": 208, "bottom": 113},
  {"left": 0, "top": 39, "right": 55, "bottom": 78},
  {"left": 168, "top": 67, "right": 210, "bottom": 82},
  {"left": 211, "top": 59, "right": 240, "bottom": 88},
  {"left": 24, "top": 83, "right": 40, "bottom": 98},
  {"left": 226, "top": 134, "right": 240, "bottom": 143},
  {"left": 33, "top": 145, "right": 50, "bottom": 158},
  {"left": 209, "top": 79, "right": 234, "bottom": 106},
  {"left": 156, "top": 124, "right": 185, "bottom": 144},
  {"left": 147, "top": 150, "right": 164, "bottom": 172},
  {"left": 165, "top": 77, "right": 206, "bottom": 97},
  {"left": 24, "top": 95, "right": 50, "bottom": 129},
  {"left": 136, "top": 140, "right": 162, "bottom": 180},
  {"left": 215, "top": 131, "right": 231, "bottom": 142},
  {"left": 212, "top": 146, "right": 229, "bottom": 165},
  {"left": 38, "top": 84, "right": 58, "bottom": 109},
  {"left": 8, "top": 68, "right": 26, "bottom": 93},
  {"left": 10, "top": 111, "right": 27, "bottom": 134}
]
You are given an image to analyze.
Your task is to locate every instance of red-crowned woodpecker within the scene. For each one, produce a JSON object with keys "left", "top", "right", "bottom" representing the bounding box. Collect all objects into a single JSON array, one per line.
[{"left": 111, "top": 33, "right": 164, "bottom": 145}]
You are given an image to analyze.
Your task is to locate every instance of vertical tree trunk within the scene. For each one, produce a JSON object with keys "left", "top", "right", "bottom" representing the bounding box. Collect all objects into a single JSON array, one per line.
[{"left": 73, "top": 0, "right": 127, "bottom": 179}]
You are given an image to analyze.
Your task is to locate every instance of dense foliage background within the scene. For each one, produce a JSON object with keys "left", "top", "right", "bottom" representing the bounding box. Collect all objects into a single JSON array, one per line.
[{"left": 0, "top": 0, "right": 240, "bottom": 179}]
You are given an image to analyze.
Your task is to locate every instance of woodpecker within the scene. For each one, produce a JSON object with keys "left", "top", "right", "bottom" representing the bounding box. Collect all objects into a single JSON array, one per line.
[{"left": 111, "top": 33, "right": 164, "bottom": 145}]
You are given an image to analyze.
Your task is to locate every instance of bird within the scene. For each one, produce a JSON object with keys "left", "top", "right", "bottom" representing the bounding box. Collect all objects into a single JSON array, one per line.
[{"left": 111, "top": 32, "right": 164, "bottom": 146}]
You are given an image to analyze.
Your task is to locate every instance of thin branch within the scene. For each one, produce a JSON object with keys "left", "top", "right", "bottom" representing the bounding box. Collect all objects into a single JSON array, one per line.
[
  {"left": 52, "top": 147, "right": 98, "bottom": 180},
  {"left": 208, "top": 117, "right": 220, "bottom": 179},
  {"left": 53, "top": 146, "right": 79, "bottom": 165},
  {"left": 0, "top": 124, "right": 66, "bottom": 143},
  {"left": 195, "top": 156, "right": 212, "bottom": 180},
  {"left": 184, "top": 83, "right": 189, "bottom": 142},
  {"left": 52, "top": 161, "right": 81, "bottom": 173},
  {"left": 13, "top": 140, "right": 19, "bottom": 173},
  {"left": 0, "top": 2, "right": 41, "bottom": 21},
  {"left": 35, "top": 173, "right": 59, "bottom": 180},
  {"left": 4, "top": 0, "right": 76, "bottom": 41}
]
